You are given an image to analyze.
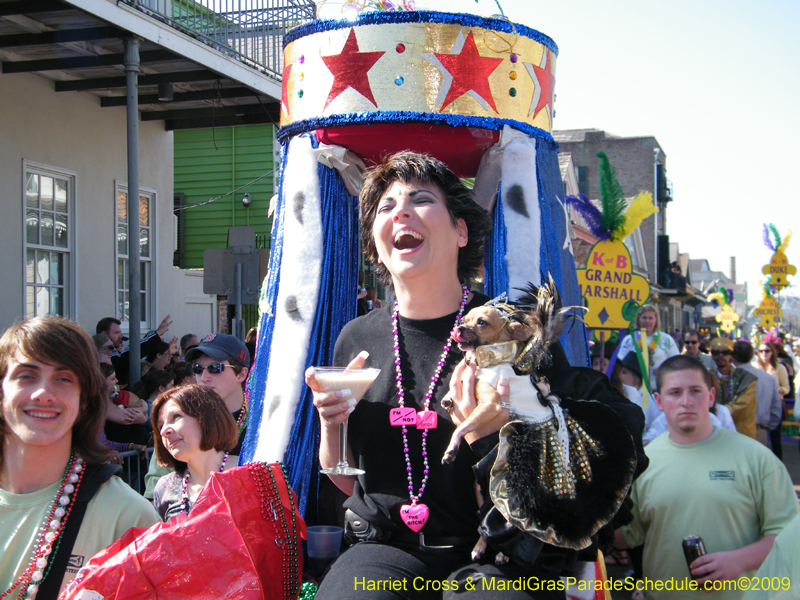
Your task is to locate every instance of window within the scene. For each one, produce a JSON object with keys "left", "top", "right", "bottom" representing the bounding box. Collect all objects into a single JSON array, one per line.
[
  {"left": 24, "top": 163, "right": 75, "bottom": 319},
  {"left": 115, "top": 182, "right": 155, "bottom": 328},
  {"left": 576, "top": 166, "right": 589, "bottom": 197}
]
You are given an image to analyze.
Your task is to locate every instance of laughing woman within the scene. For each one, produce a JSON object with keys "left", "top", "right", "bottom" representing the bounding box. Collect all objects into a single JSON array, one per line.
[
  {"left": 302, "top": 152, "right": 644, "bottom": 600},
  {"left": 151, "top": 384, "right": 238, "bottom": 522}
]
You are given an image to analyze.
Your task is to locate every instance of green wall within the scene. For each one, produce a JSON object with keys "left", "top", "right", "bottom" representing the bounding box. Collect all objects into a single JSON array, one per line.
[{"left": 174, "top": 125, "right": 275, "bottom": 268}]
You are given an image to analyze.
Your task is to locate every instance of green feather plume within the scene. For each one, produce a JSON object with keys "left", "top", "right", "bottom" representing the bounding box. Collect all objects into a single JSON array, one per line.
[
  {"left": 769, "top": 223, "right": 782, "bottom": 250},
  {"left": 596, "top": 152, "right": 628, "bottom": 241}
]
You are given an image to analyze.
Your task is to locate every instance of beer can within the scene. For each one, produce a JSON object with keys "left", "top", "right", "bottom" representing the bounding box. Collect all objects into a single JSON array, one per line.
[
  {"left": 367, "top": 300, "right": 373, "bottom": 310},
  {"left": 683, "top": 535, "right": 706, "bottom": 578}
]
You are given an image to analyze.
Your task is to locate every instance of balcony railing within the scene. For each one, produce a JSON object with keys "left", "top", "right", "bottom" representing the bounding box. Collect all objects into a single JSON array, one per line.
[{"left": 122, "top": 0, "right": 316, "bottom": 80}]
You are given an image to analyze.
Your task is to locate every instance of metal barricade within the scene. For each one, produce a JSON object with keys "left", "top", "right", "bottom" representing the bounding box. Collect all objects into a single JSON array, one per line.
[{"left": 118, "top": 447, "right": 154, "bottom": 494}]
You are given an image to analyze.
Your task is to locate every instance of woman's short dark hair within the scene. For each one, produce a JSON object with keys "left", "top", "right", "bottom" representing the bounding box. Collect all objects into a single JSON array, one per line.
[
  {"left": 359, "top": 151, "right": 490, "bottom": 286},
  {"left": 170, "top": 361, "right": 194, "bottom": 386},
  {"left": 145, "top": 339, "right": 170, "bottom": 364},
  {"left": 99, "top": 362, "right": 116, "bottom": 378},
  {"left": 0, "top": 316, "right": 112, "bottom": 467},
  {"left": 151, "top": 384, "right": 238, "bottom": 473},
  {"left": 130, "top": 369, "right": 173, "bottom": 400}
]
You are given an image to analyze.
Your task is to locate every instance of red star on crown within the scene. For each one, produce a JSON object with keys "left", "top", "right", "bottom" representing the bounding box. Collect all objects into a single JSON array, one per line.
[
  {"left": 434, "top": 30, "right": 503, "bottom": 113},
  {"left": 321, "top": 28, "right": 385, "bottom": 111},
  {"left": 281, "top": 61, "right": 293, "bottom": 118},
  {"left": 526, "top": 49, "right": 556, "bottom": 122}
]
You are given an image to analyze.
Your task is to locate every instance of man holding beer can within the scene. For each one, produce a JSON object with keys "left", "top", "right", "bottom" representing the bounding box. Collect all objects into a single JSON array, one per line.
[{"left": 614, "top": 356, "right": 797, "bottom": 599}]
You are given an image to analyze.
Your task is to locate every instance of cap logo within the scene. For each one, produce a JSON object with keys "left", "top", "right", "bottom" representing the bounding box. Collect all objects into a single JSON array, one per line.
[
  {"left": 203, "top": 334, "right": 216, "bottom": 343},
  {"left": 239, "top": 349, "right": 247, "bottom": 362}
]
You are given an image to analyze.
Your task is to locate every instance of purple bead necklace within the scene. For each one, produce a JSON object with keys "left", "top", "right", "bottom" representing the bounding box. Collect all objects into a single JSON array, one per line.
[{"left": 391, "top": 284, "right": 468, "bottom": 532}]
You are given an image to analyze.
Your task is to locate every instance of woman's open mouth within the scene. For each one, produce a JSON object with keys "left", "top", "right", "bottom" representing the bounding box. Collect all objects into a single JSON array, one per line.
[{"left": 393, "top": 230, "right": 424, "bottom": 250}]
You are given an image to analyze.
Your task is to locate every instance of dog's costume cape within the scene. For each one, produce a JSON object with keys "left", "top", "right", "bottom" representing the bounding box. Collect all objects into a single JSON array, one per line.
[{"left": 240, "top": 9, "right": 594, "bottom": 524}]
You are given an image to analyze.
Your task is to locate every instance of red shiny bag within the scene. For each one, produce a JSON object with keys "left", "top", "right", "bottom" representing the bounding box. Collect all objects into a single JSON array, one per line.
[{"left": 61, "top": 463, "right": 305, "bottom": 600}]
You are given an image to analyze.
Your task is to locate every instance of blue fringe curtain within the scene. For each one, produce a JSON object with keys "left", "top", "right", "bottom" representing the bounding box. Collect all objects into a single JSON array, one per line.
[
  {"left": 535, "top": 138, "right": 590, "bottom": 367},
  {"left": 241, "top": 151, "right": 360, "bottom": 520},
  {"left": 483, "top": 188, "right": 508, "bottom": 299}
]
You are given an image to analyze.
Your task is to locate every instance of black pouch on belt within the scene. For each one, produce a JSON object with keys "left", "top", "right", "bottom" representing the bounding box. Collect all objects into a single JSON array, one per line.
[{"left": 344, "top": 509, "right": 391, "bottom": 544}]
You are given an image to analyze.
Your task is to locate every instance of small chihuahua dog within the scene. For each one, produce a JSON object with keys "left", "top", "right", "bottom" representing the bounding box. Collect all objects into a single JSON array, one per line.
[
  {"left": 447, "top": 279, "right": 569, "bottom": 564},
  {"left": 444, "top": 305, "right": 535, "bottom": 464}
]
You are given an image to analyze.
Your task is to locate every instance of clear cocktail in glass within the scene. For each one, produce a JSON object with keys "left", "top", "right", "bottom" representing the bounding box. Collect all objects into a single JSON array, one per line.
[{"left": 314, "top": 367, "right": 381, "bottom": 476}]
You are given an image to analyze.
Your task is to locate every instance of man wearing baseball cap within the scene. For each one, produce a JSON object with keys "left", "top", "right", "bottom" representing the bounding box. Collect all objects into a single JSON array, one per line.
[
  {"left": 185, "top": 333, "right": 251, "bottom": 449},
  {"left": 710, "top": 337, "right": 757, "bottom": 438},
  {"left": 143, "top": 333, "right": 251, "bottom": 499}
]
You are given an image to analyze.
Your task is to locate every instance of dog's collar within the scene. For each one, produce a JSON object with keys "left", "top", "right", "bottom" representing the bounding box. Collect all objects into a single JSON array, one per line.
[{"left": 475, "top": 341, "right": 519, "bottom": 368}]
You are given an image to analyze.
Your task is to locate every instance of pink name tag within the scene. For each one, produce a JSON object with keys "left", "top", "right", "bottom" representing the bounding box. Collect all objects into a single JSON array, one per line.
[
  {"left": 389, "top": 407, "right": 417, "bottom": 426},
  {"left": 416, "top": 410, "right": 438, "bottom": 429}
]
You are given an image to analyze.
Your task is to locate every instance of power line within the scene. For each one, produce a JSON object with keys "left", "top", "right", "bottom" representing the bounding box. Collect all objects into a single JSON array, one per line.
[{"left": 173, "top": 168, "right": 276, "bottom": 210}]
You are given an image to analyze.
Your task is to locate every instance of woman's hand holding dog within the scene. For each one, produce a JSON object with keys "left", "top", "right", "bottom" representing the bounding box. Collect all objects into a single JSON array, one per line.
[{"left": 445, "top": 359, "right": 511, "bottom": 444}]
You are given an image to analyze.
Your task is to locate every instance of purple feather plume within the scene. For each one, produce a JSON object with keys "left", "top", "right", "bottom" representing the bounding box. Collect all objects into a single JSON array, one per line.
[
  {"left": 727, "top": 288, "right": 734, "bottom": 303},
  {"left": 763, "top": 224, "right": 775, "bottom": 252},
  {"left": 566, "top": 194, "right": 610, "bottom": 240}
]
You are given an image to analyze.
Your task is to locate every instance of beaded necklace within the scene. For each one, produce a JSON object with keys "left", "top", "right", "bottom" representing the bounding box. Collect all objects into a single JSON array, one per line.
[
  {"left": 391, "top": 284, "right": 469, "bottom": 532},
  {"left": 249, "top": 462, "right": 300, "bottom": 600},
  {"left": 635, "top": 330, "right": 660, "bottom": 358},
  {"left": 716, "top": 367, "right": 735, "bottom": 404},
  {"left": 181, "top": 451, "right": 229, "bottom": 514},
  {"left": 4, "top": 453, "right": 84, "bottom": 600},
  {"left": 236, "top": 393, "right": 248, "bottom": 437}
]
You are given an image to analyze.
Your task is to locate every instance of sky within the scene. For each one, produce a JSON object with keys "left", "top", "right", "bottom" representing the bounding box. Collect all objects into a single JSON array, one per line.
[{"left": 316, "top": 0, "right": 799, "bottom": 305}]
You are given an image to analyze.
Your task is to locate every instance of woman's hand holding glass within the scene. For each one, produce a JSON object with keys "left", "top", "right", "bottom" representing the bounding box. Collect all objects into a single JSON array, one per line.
[
  {"left": 305, "top": 352, "right": 368, "bottom": 427},
  {"left": 306, "top": 351, "right": 378, "bottom": 478}
]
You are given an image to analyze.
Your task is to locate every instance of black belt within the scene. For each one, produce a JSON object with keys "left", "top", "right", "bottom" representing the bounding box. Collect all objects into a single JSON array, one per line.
[{"left": 391, "top": 530, "right": 477, "bottom": 548}]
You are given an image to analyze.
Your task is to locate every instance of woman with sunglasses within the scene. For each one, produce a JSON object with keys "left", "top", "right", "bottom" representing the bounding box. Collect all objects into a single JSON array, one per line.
[{"left": 755, "top": 341, "right": 791, "bottom": 397}]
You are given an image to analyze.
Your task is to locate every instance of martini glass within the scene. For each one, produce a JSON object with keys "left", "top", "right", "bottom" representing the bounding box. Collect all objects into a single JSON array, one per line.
[{"left": 315, "top": 367, "right": 381, "bottom": 476}]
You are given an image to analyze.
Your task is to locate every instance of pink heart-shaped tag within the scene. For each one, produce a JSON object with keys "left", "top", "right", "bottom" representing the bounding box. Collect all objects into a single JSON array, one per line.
[{"left": 400, "top": 503, "right": 429, "bottom": 533}]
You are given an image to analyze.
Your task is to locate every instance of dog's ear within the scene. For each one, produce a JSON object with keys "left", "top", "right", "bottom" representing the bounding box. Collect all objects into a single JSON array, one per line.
[{"left": 506, "top": 320, "right": 534, "bottom": 341}]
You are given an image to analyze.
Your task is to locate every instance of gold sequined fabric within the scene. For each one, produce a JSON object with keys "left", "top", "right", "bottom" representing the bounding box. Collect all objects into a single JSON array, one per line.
[{"left": 489, "top": 411, "right": 606, "bottom": 549}]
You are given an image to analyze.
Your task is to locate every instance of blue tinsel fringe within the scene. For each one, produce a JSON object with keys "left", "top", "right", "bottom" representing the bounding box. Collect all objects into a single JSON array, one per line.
[
  {"left": 277, "top": 112, "right": 555, "bottom": 145},
  {"left": 484, "top": 187, "right": 509, "bottom": 299},
  {"left": 535, "top": 138, "right": 590, "bottom": 367},
  {"left": 284, "top": 10, "right": 558, "bottom": 54}
]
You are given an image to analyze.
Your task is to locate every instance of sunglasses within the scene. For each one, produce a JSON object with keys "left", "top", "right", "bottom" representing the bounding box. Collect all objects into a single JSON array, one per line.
[
  {"left": 99, "top": 345, "right": 115, "bottom": 353},
  {"left": 192, "top": 362, "right": 228, "bottom": 375},
  {"left": 710, "top": 350, "right": 732, "bottom": 356},
  {"left": 758, "top": 349, "right": 772, "bottom": 354},
  {"left": 684, "top": 340, "right": 698, "bottom": 345}
]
